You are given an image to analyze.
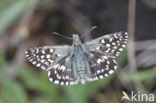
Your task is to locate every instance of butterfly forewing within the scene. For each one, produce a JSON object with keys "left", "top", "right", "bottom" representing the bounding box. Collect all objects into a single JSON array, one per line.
[
  {"left": 85, "top": 32, "right": 128, "bottom": 57},
  {"left": 25, "top": 45, "right": 70, "bottom": 70}
]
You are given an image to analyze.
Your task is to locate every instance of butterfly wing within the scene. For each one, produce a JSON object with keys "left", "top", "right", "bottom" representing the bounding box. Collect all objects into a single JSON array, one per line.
[
  {"left": 85, "top": 52, "right": 117, "bottom": 81},
  {"left": 84, "top": 32, "right": 128, "bottom": 81},
  {"left": 25, "top": 45, "right": 70, "bottom": 70},
  {"left": 84, "top": 32, "right": 128, "bottom": 57},
  {"left": 25, "top": 45, "right": 78, "bottom": 85},
  {"left": 48, "top": 55, "right": 78, "bottom": 85}
]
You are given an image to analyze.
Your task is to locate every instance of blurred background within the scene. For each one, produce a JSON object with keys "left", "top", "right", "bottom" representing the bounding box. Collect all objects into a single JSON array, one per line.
[{"left": 0, "top": 0, "right": 156, "bottom": 103}]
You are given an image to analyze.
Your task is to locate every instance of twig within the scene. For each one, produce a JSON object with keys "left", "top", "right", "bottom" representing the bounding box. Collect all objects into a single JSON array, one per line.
[
  {"left": 127, "top": 0, "right": 136, "bottom": 72},
  {"left": 127, "top": 0, "right": 146, "bottom": 93}
]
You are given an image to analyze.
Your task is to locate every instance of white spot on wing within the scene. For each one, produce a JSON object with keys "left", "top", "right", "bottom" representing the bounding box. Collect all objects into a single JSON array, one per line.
[
  {"left": 103, "top": 56, "right": 108, "bottom": 59},
  {"left": 56, "top": 74, "right": 61, "bottom": 79},
  {"left": 112, "top": 42, "right": 116, "bottom": 45},
  {"left": 46, "top": 54, "right": 50, "bottom": 58},
  {"left": 119, "top": 48, "right": 123, "bottom": 51},
  {"left": 114, "top": 46, "right": 117, "bottom": 49},
  {"left": 36, "top": 48, "right": 39, "bottom": 53},
  {"left": 48, "top": 71, "right": 51, "bottom": 76},
  {"left": 62, "top": 76, "right": 65, "bottom": 80},
  {"left": 45, "top": 62, "right": 49, "bottom": 65},
  {"left": 122, "top": 45, "right": 126, "bottom": 47},
  {"left": 41, "top": 59, "right": 45, "bottom": 63},
  {"left": 109, "top": 70, "right": 114, "bottom": 74},
  {"left": 65, "top": 82, "right": 69, "bottom": 85},
  {"left": 99, "top": 75, "right": 104, "bottom": 79},
  {"left": 60, "top": 82, "right": 64, "bottom": 85},
  {"left": 41, "top": 55, "right": 44, "bottom": 58},
  {"left": 57, "top": 54, "right": 61, "bottom": 57},
  {"left": 50, "top": 49, "right": 53, "bottom": 53},
  {"left": 114, "top": 34, "right": 118, "bottom": 38},
  {"left": 54, "top": 64, "right": 59, "bottom": 69},
  {"left": 49, "top": 78, "right": 53, "bottom": 82},
  {"left": 54, "top": 80, "right": 59, "bottom": 84},
  {"left": 106, "top": 44, "right": 111, "bottom": 47},
  {"left": 26, "top": 55, "right": 29, "bottom": 57},
  {"left": 107, "top": 61, "right": 110, "bottom": 64},
  {"left": 97, "top": 59, "right": 102, "bottom": 64},
  {"left": 41, "top": 66, "right": 46, "bottom": 70},
  {"left": 29, "top": 59, "right": 33, "bottom": 62},
  {"left": 96, "top": 46, "right": 100, "bottom": 50},
  {"left": 101, "top": 39, "right": 105, "bottom": 43},
  {"left": 114, "top": 66, "right": 117, "bottom": 70},
  {"left": 97, "top": 70, "right": 101, "bottom": 74},
  {"left": 101, "top": 68, "right": 105, "bottom": 72},
  {"left": 32, "top": 61, "right": 37, "bottom": 64},
  {"left": 105, "top": 74, "right": 108, "bottom": 77},
  {"left": 42, "top": 50, "right": 45, "bottom": 54},
  {"left": 36, "top": 63, "right": 41, "bottom": 67},
  {"left": 60, "top": 65, "right": 65, "bottom": 71},
  {"left": 105, "top": 50, "right": 109, "bottom": 53},
  {"left": 25, "top": 51, "right": 28, "bottom": 54},
  {"left": 66, "top": 75, "right": 69, "bottom": 79}
]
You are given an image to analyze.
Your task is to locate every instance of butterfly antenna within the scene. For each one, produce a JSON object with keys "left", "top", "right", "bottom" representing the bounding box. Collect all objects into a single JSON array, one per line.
[
  {"left": 80, "top": 26, "right": 98, "bottom": 38},
  {"left": 52, "top": 32, "right": 73, "bottom": 40}
]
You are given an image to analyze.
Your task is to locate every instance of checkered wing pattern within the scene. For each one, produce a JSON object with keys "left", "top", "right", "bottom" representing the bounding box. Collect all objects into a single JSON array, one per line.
[
  {"left": 25, "top": 45, "right": 78, "bottom": 85},
  {"left": 85, "top": 32, "right": 128, "bottom": 80},
  {"left": 85, "top": 32, "right": 128, "bottom": 57},
  {"left": 25, "top": 46, "right": 70, "bottom": 70},
  {"left": 48, "top": 55, "right": 78, "bottom": 85},
  {"left": 86, "top": 52, "right": 117, "bottom": 81},
  {"left": 48, "top": 58, "right": 78, "bottom": 85}
]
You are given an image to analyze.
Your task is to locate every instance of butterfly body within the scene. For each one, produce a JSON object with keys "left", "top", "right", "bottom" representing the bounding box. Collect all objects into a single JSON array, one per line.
[
  {"left": 69, "top": 34, "right": 91, "bottom": 84},
  {"left": 25, "top": 32, "right": 128, "bottom": 85}
]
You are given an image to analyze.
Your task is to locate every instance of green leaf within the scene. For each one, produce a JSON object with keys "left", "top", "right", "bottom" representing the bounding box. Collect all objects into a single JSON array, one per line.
[
  {"left": 18, "top": 65, "right": 62, "bottom": 102},
  {"left": 115, "top": 48, "right": 127, "bottom": 68},
  {"left": 63, "top": 75, "right": 114, "bottom": 103},
  {"left": 0, "top": 50, "right": 29, "bottom": 103},
  {"left": 0, "top": 0, "right": 32, "bottom": 34},
  {"left": 122, "top": 67, "right": 156, "bottom": 82}
]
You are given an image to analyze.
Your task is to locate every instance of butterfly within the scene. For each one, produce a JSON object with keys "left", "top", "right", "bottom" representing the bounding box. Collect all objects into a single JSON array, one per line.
[{"left": 25, "top": 26, "right": 128, "bottom": 85}]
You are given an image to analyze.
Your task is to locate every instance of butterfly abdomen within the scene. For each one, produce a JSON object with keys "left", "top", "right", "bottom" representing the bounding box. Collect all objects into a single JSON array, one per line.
[{"left": 72, "top": 45, "right": 88, "bottom": 83}]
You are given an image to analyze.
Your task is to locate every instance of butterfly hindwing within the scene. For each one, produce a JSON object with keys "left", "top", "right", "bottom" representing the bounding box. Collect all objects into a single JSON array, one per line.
[
  {"left": 86, "top": 52, "right": 117, "bottom": 81},
  {"left": 48, "top": 55, "right": 79, "bottom": 85}
]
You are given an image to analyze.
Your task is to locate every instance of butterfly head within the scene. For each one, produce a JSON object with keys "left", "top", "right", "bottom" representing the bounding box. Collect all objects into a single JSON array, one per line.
[{"left": 72, "top": 34, "right": 81, "bottom": 45}]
